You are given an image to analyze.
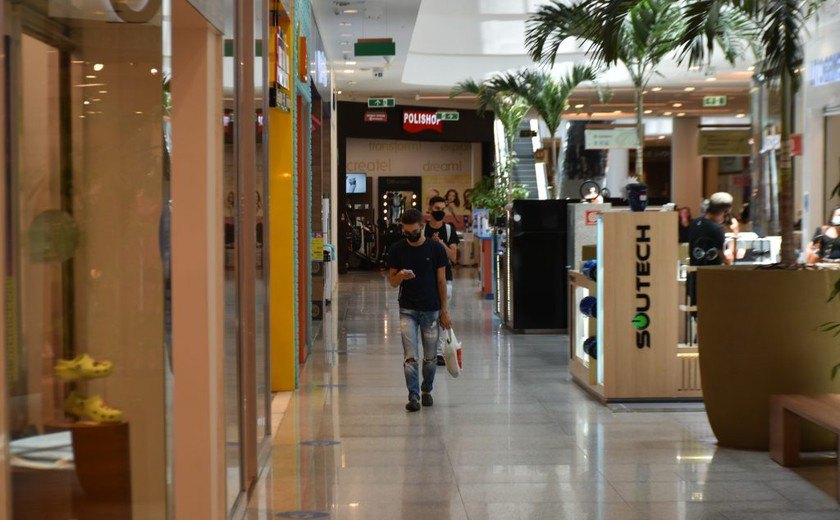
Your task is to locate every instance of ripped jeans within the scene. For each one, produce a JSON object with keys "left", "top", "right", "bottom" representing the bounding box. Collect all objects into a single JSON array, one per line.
[{"left": 399, "top": 308, "right": 440, "bottom": 400}]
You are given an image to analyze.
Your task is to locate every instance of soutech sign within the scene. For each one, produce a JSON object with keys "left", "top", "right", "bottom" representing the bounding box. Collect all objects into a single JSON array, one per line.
[
  {"left": 403, "top": 110, "right": 442, "bottom": 134},
  {"left": 632, "top": 225, "right": 652, "bottom": 348}
]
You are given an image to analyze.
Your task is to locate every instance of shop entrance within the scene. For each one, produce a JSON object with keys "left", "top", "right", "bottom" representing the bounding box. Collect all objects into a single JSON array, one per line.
[{"left": 823, "top": 112, "right": 840, "bottom": 219}]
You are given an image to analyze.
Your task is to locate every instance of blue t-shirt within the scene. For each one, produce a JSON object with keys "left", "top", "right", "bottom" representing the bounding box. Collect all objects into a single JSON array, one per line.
[{"left": 388, "top": 238, "right": 448, "bottom": 311}]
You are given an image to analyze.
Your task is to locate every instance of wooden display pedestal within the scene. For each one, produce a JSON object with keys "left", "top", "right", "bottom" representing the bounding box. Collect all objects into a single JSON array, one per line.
[
  {"left": 568, "top": 210, "right": 699, "bottom": 402},
  {"left": 13, "top": 421, "right": 132, "bottom": 520}
]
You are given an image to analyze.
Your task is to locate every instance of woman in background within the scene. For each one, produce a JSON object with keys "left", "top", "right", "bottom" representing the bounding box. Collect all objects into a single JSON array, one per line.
[
  {"left": 444, "top": 189, "right": 461, "bottom": 219},
  {"left": 807, "top": 206, "right": 840, "bottom": 263}
]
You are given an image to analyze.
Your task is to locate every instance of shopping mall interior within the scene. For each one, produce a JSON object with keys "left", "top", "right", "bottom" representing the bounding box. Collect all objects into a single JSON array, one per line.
[{"left": 4, "top": 0, "right": 840, "bottom": 519}]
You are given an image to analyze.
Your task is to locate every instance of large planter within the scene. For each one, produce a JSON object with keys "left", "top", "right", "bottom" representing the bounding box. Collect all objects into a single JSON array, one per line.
[{"left": 698, "top": 267, "right": 840, "bottom": 450}]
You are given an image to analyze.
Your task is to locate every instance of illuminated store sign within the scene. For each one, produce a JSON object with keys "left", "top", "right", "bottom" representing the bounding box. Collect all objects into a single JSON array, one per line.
[
  {"left": 812, "top": 53, "right": 840, "bottom": 87},
  {"left": 403, "top": 111, "right": 442, "bottom": 134}
]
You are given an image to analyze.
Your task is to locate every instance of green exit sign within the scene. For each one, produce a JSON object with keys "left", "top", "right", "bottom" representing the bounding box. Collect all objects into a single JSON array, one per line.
[
  {"left": 703, "top": 96, "right": 728, "bottom": 108},
  {"left": 368, "top": 97, "right": 395, "bottom": 108},
  {"left": 436, "top": 110, "right": 460, "bottom": 121}
]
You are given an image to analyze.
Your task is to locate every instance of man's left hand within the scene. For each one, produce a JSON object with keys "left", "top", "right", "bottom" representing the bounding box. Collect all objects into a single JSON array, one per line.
[{"left": 439, "top": 310, "right": 452, "bottom": 330}]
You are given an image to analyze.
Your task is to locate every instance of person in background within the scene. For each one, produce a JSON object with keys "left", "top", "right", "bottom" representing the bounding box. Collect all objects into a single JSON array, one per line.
[
  {"left": 426, "top": 196, "right": 460, "bottom": 366},
  {"left": 739, "top": 203, "right": 752, "bottom": 233},
  {"left": 445, "top": 189, "right": 461, "bottom": 220},
  {"left": 387, "top": 209, "right": 451, "bottom": 412},
  {"left": 806, "top": 206, "right": 840, "bottom": 263},
  {"left": 688, "top": 192, "right": 734, "bottom": 306},
  {"left": 678, "top": 207, "right": 692, "bottom": 243}
]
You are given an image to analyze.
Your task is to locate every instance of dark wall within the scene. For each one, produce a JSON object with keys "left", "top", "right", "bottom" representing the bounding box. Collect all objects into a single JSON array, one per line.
[{"left": 337, "top": 101, "right": 496, "bottom": 272}]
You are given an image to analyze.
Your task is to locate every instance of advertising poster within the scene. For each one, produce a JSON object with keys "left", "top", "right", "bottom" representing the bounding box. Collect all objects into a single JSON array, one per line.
[{"left": 422, "top": 173, "right": 473, "bottom": 230}]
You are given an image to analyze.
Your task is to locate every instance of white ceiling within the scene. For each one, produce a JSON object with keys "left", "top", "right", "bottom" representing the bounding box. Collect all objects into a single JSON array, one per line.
[{"left": 314, "top": 0, "right": 754, "bottom": 106}]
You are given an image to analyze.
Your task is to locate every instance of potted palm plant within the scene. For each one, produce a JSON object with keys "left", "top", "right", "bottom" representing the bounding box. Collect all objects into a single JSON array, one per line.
[
  {"left": 451, "top": 77, "right": 531, "bottom": 203},
  {"left": 485, "top": 66, "right": 598, "bottom": 198}
]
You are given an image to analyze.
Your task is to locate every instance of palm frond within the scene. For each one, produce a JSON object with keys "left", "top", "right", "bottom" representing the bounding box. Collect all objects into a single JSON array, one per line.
[
  {"left": 525, "top": 1, "right": 600, "bottom": 66},
  {"left": 451, "top": 79, "right": 497, "bottom": 116}
]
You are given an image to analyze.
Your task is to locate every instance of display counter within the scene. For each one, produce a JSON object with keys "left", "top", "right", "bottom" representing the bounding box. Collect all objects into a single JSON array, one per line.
[{"left": 568, "top": 210, "right": 700, "bottom": 401}]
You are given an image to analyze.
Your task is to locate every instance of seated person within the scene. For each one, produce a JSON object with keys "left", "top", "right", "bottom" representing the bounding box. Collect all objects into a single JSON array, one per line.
[{"left": 806, "top": 206, "right": 840, "bottom": 263}]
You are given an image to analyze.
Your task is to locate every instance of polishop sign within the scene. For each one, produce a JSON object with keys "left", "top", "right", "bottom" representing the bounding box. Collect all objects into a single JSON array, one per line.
[{"left": 403, "top": 110, "right": 443, "bottom": 134}]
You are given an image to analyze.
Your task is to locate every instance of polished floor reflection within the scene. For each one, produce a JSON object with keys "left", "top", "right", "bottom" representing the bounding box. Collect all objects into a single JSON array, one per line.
[{"left": 247, "top": 270, "right": 839, "bottom": 520}]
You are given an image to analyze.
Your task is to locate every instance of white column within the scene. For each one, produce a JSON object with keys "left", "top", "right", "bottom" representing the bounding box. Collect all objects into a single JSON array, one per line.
[
  {"left": 671, "top": 117, "right": 704, "bottom": 214},
  {"left": 605, "top": 148, "right": 629, "bottom": 198}
]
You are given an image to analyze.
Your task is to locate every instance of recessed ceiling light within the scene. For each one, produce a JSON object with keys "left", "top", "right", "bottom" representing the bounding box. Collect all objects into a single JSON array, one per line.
[
  {"left": 658, "top": 135, "right": 666, "bottom": 140},
  {"left": 642, "top": 90, "right": 648, "bottom": 95},
  {"left": 342, "top": 69, "right": 355, "bottom": 73},
  {"left": 652, "top": 87, "right": 662, "bottom": 92},
  {"left": 150, "top": 68, "right": 159, "bottom": 75},
  {"left": 99, "top": 90, "right": 108, "bottom": 94},
  {"left": 664, "top": 111, "right": 673, "bottom": 116},
  {"left": 613, "top": 110, "right": 621, "bottom": 114},
  {"left": 343, "top": 8, "right": 358, "bottom": 13},
  {"left": 86, "top": 75, "right": 96, "bottom": 79},
  {"left": 673, "top": 103, "right": 683, "bottom": 108},
  {"left": 644, "top": 109, "right": 653, "bottom": 114},
  {"left": 83, "top": 100, "right": 91, "bottom": 105},
  {"left": 345, "top": 61, "right": 357, "bottom": 65},
  {"left": 736, "top": 113, "right": 746, "bottom": 118},
  {"left": 575, "top": 104, "right": 584, "bottom": 109},
  {"left": 706, "top": 77, "right": 717, "bottom": 82},
  {"left": 93, "top": 63, "right": 104, "bottom": 71},
  {"left": 341, "top": 33, "right": 353, "bottom": 37},
  {"left": 684, "top": 87, "right": 695, "bottom": 92},
  {"left": 337, "top": 90, "right": 343, "bottom": 95},
  {"left": 677, "top": 112, "right": 686, "bottom": 117}
]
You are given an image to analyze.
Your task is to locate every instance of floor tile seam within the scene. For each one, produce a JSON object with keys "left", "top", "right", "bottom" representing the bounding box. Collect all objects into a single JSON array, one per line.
[{"left": 441, "top": 427, "right": 474, "bottom": 520}]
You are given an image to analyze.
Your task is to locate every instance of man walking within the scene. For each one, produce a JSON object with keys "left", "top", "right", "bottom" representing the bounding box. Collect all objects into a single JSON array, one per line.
[
  {"left": 425, "top": 196, "right": 460, "bottom": 365},
  {"left": 388, "top": 209, "right": 452, "bottom": 412}
]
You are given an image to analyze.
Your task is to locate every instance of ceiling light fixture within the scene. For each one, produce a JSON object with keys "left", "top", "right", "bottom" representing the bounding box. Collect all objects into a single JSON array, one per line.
[
  {"left": 575, "top": 104, "right": 585, "bottom": 108},
  {"left": 86, "top": 75, "right": 96, "bottom": 79},
  {"left": 342, "top": 69, "right": 355, "bottom": 73},
  {"left": 345, "top": 61, "right": 357, "bottom": 65},
  {"left": 706, "top": 77, "right": 717, "bottom": 82},
  {"left": 673, "top": 103, "right": 683, "bottom": 108},
  {"left": 684, "top": 87, "right": 695, "bottom": 92},
  {"left": 341, "top": 33, "right": 353, "bottom": 37},
  {"left": 343, "top": 8, "right": 358, "bottom": 14},
  {"left": 652, "top": 87, "right": 662, "bottom": 92},
  {"left": 613, "top": 110, "right": 621, "bottom": 114},
  {"left": 664, "top": 111, "right": 673, "bottom": 116},
  {"left": 337, "top": 90, "right": 343, "bottom": 95},
  {"left": 748, "top": 66, "right": 755, "bottom": 72},
  {"left": 93, "top": 63, "right": 104, "bottom": 71},
  {"left": 644, "top": 109, "right": 653, "bottom": 114},
  {"left": 677, "top": 112, "right": 686, "bottom": 117},
  {"left": 340, "top": 41, "right": 351, "bottom": 46},
  {"left": 658, "top": 135, "right": 666, "bottom": 140},
  {"left": 736, "top": 113, "right": 746, "bottom": 118}
]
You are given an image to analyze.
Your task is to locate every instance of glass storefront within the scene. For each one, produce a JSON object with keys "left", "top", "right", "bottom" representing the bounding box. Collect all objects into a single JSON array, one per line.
[
  {"left": 2, "top": 0, "right": 273, "bottom": 518},
  {"left": 5, "top": 1, "right": 167, "bottom": 518}
]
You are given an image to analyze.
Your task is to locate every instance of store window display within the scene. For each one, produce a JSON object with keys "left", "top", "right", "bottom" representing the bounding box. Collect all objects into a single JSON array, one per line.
[{"left": 6, "top": 1, "right": 168, "bottom": 519}]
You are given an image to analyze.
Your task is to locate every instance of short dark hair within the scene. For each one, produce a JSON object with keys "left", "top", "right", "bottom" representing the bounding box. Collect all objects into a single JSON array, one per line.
[
  {"left": 401, "top": 209, "right": 423, "bottom": 225},
  {"left": 429, "top": 196, "right": 446, "bottom": 206}
]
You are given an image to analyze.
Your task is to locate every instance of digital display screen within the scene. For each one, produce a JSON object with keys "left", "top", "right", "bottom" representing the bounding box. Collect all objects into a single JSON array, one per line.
[{"left": 346, "top": 173, "right": 367, "bottom": 194}]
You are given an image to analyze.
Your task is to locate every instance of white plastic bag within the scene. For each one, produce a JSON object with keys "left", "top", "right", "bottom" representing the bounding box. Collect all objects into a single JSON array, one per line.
[{"left": 443, "top": 328, "right": 462, "bottom": 378}]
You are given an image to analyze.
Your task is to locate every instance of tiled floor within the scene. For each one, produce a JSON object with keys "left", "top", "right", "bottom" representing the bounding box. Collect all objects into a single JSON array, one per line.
[{"left": 246, "top": 270, "right": 839, "bottom": 520}]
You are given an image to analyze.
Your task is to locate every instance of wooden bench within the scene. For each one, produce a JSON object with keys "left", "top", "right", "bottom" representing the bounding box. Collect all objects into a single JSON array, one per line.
[{"left": 770, "top": 394, "right": 840, "bottom": 500}]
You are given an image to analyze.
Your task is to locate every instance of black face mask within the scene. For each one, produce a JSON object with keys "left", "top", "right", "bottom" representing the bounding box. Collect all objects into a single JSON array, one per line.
[
  {"left": 431, "top": 210, "right": 446, "bottom": 222},
  {"left": 404, "top": 231, "right": 422, "bottom": 243}
]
